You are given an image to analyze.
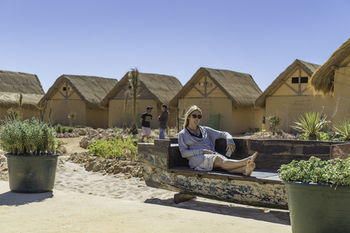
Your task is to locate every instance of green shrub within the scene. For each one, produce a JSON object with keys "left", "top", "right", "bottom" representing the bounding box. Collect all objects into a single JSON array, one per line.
[
  {"left": 55, "top": 124, "right": 63, "bottom": 133},
  {"left": 333, "top": 120, "right": 350, "bottom": 141},
  {"left": 291, "top": 112, "right": 329, "bottom": 140},
  {"left": 318, "top": 131, "right": 337, "bottom": 141},
  {"left": 54, "top": 124, "right": 74, "bottom": 134},
  {"left": 268, "top": 116, "right": 280, "bottom": 134},
  {"left": 0, "top": 119, "right": 58, "bottom": 155},
  {"left": 278, "top": 156, "right": 350, "bottom": 187},
  {"left": 87, "top": 136, "right": 138, "bottom": 159}
]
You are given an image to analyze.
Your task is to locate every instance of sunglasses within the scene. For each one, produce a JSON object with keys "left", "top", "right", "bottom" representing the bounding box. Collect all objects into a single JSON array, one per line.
[{"left": 191, "top": 114, "right": 202, "bottom": 119}]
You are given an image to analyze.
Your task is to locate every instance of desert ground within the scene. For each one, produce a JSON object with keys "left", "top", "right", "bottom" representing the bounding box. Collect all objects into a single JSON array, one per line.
[{"left": 0, "top": 135, "right": 292, "bottom": 233}]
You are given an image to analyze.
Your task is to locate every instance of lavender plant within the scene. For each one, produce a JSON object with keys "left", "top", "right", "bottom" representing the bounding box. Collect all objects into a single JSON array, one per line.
[{"left": 0, "top": 119, "right": 58, "bottom": 155}]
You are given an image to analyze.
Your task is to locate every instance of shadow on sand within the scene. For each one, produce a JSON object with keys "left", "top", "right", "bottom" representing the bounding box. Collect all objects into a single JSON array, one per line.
[
  {"left": 0, "top": 191, "right": 53, "bottom": 206},
  {"left": 145, "top": 197, "right": 290, "bottom": 225}
]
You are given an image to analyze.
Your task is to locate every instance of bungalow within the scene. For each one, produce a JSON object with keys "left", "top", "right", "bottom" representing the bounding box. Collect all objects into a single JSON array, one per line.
[
  {"left": 169, "top": 67, "right": 262, "bottom": 134},
  {"left": 39, "top": 74, "right": 117, "bottom": 128}
]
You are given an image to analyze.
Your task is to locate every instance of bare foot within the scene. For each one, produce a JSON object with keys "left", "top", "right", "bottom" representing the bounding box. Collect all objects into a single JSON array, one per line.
[
  {"left": 249, "top": 152, "right": 258, "bottom": 162},
  {"left": 243, "top": 161, "right": 256, "bottom": 176}
]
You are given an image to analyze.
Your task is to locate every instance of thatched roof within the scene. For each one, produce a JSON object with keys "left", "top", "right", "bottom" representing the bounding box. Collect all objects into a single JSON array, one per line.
[
  {"left": 0, "top": 92, "right": 44, "bottom": 108},
  {"left": 39, "top": 75, "right": 118, "bottom": 108},
  {"left": 0, "top": 70, "right": 44, "bottom": 109},
  {"left": 255, "top": 59, "right": 320, "bottom": 107},
  {"left": 311, "top": 38, "right": 350, "bottom": 94},
  {"left": 169, "top": 67, "right": 262, "bottom": 107},
  {"left": 101, "top": 72, "right": 182, "bottom": 106}
]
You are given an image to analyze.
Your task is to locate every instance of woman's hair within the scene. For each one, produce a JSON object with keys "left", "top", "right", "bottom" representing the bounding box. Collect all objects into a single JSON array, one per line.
[{"left": 183, "top": 105, "right": 202, "bottom": 128}]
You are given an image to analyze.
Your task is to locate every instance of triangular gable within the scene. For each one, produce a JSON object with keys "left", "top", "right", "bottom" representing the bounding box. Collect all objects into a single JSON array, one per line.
[
  {"left": 101, "top": 72, "right": 181, "bottom": 106},
  {"left": 184, "top": 75, "right": 226, "bottom": 98},
  {"left": 39, "top": 75, "right": 116, "bottom": 108},
  {"left": 170, "top": 67, "right": 259, "bottom": 108},
  {"left": 51, "top": 81, "right": 82, "bottom": 100},
  {"left": 111, "top": 79, "right": 160, "bottom": 100},
  {"left": 256, "top": 59, "right": 320, "bottom": 107}
]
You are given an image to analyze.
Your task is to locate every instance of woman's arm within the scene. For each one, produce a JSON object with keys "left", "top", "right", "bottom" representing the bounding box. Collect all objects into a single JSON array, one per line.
[
  {"left": 204, "top": 126, "right": 235, "bottom": 151},
  {"left": 178, "top": 132, "right": 203, "bottom": 158}
]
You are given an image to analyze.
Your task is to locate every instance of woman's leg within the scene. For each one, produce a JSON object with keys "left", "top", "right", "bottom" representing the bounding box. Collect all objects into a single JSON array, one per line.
[
  {"left": 213, "top": 156, "right": 247, "bottom": 170},
  {"left": 213, "top": 152, "right": 258, "bottom": 170},
  {"left": 228, "top": 160, "right": 256, "bottom": 176},
  {"left": 213, "top": 152, "right": 258, "bottom": 175}
]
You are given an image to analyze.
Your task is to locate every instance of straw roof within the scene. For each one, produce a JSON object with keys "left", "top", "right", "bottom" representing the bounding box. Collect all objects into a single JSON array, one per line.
[
  {"left": 101, "top": 72, "right": 182, "bottom": 106},
  {"left": 169, "top": 67, "right": 261, "bottom": 107},
  {"left": 39, "top": 75, "right": 117, "bottom": 108},
  {"left": 255, "top": 59, "right": 320, "bottom": 107},
  {"left": 0, "top": 92, "right": 44, "bottom": 108},
  {"left": 0, "top": 70, "right": 44, "bottom": 109},
  {"left": 311, "top": 38, "right": 350, "bottom": 94}
]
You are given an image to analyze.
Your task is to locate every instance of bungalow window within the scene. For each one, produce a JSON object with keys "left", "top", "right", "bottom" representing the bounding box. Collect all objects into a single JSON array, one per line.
[
  {"left": 199, "top": 82, "right": 213, "bottom": 88},
  {"left": 301, "top": 77, "right": 308, "bottom": 83},
  {"left": 62, "top": 86, "right": 71, "bottom": 92},
  {"left": 291, "top": 77, "right": 308, "bottom": 84}
]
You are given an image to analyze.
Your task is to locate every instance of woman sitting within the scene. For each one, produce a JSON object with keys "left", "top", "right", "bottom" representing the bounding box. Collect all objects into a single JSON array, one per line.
[{"left": 178, "top": 105, "right": 258, "bottom": 176}]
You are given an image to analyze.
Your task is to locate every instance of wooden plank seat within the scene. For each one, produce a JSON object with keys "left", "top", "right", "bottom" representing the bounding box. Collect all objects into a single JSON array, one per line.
[{"left": 169, "top": 166, "right": 281, "bottom": 183}]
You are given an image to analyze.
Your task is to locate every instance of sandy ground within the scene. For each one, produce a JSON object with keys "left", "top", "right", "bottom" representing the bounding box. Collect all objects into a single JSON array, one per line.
[
  {"left": 0, "top": 180, "right": 291, "bottom": 233},
  {"left": 59, "top": 136, "right": 88, "bottom": 154},
  {"left": 0, "top": 136, "right": 292, "bottom": 233}
]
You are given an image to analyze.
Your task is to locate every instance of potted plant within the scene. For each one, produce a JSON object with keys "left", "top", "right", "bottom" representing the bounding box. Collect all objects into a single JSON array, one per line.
[
  {"left": 278, "top": 156, "right": 350, "bottom": 233},
  {"left": 0, "top": 119, "right": 59, "bottom": 193}
]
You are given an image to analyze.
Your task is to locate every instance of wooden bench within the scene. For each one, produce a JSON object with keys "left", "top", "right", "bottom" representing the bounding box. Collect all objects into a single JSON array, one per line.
[{"left": 139, "top": 138, "right": 287, "bottom": 209}]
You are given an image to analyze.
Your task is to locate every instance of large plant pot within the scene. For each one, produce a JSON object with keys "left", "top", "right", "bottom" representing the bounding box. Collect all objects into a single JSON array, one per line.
[
  {"left": 5, "top": 154, "right": 59, "bottom": 193},
  {"left": 285, "top": 181, "right": 350, "bottom": 233}
]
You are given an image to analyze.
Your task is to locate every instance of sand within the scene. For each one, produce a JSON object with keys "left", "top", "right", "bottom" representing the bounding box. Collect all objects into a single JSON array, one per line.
[
  {"left": 55, "top": 155, "right": 176, "bottom": 201},
  {"left": 0, "top": 136, "right": 292, "bottom": 233},
  {"left": 0, "top": 180, "right": 291, "bottom": 233}
]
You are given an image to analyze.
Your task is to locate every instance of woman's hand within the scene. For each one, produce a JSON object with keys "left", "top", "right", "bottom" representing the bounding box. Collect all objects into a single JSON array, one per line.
[
  {"left": 203, "top": 149, "right": 215, "bottom": 154},
  {"left": 226, "top": 144, "right": 235, "bottom": 154}
]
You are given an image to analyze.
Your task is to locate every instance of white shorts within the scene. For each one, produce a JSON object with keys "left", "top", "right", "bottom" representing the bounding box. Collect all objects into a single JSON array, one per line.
[
  {"left": 142, "top": 127, "right": 151, "bottom": 136},
  {"left": 193, "top": 153, "right": 227, "bottom": 172}
]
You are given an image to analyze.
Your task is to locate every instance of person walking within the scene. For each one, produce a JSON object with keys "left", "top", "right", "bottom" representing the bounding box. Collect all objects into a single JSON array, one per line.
[{"left": 158, "top": 104, "right": 169, "bottom": 139}]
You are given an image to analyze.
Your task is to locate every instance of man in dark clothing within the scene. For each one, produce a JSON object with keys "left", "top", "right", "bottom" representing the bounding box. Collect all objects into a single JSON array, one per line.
[
  {"left": 141, "top": 106, "right": 153, "bottom": 141},
  {"left": 158, "top": 104, "right": 169, "bottom": 139}
]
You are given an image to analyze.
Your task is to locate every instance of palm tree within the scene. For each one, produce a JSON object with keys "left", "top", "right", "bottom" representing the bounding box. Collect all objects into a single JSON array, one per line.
[{"left": 128, "top": 68, "right": 139, "bottom": 135}]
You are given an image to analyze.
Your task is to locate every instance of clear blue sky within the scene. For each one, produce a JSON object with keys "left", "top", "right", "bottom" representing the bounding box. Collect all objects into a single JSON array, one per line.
[{"left": 1, "top": 0, "right": 350, "bottom": 92}]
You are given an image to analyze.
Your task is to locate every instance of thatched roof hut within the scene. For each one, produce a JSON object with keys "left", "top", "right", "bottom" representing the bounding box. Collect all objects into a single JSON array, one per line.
[
  {"left": 101, "top": 72, "right": 182, "bottom": 106},
  {"left": 0, "top": 70, "right": 44, "bottom": 109},
  {"left": 39, "top": 74, "right": 117, "bottom": 108},
  {"left": 253, "top": 59, "right": 340, "bottom": 132},
  {"left": 170, "top": 67, "right": 262, "bottom": 107},
  {"left": 311, "top": 38, "right": 350, "bottom": 94},
  {"left": 39, "top": 74, "right": 117, "bottom": 128},
  {"left": 256, "top": 59, "right": 320, "bottom": 107},
  {"left": 169, "top": 67, "right": 262, "bottom": 133},
  {"left": 102, "top": 72, "right": 182, "bottom": 128}
]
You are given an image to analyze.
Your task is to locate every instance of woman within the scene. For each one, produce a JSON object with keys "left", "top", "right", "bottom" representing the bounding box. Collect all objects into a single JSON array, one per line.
[{"left": 178, "top": 105, "right": 257, "bottom": 176}]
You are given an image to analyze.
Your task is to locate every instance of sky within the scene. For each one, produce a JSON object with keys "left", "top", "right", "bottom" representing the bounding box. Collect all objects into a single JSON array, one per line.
[{"left": 1, "top": 0, "right": 350, "bottom": 92}]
